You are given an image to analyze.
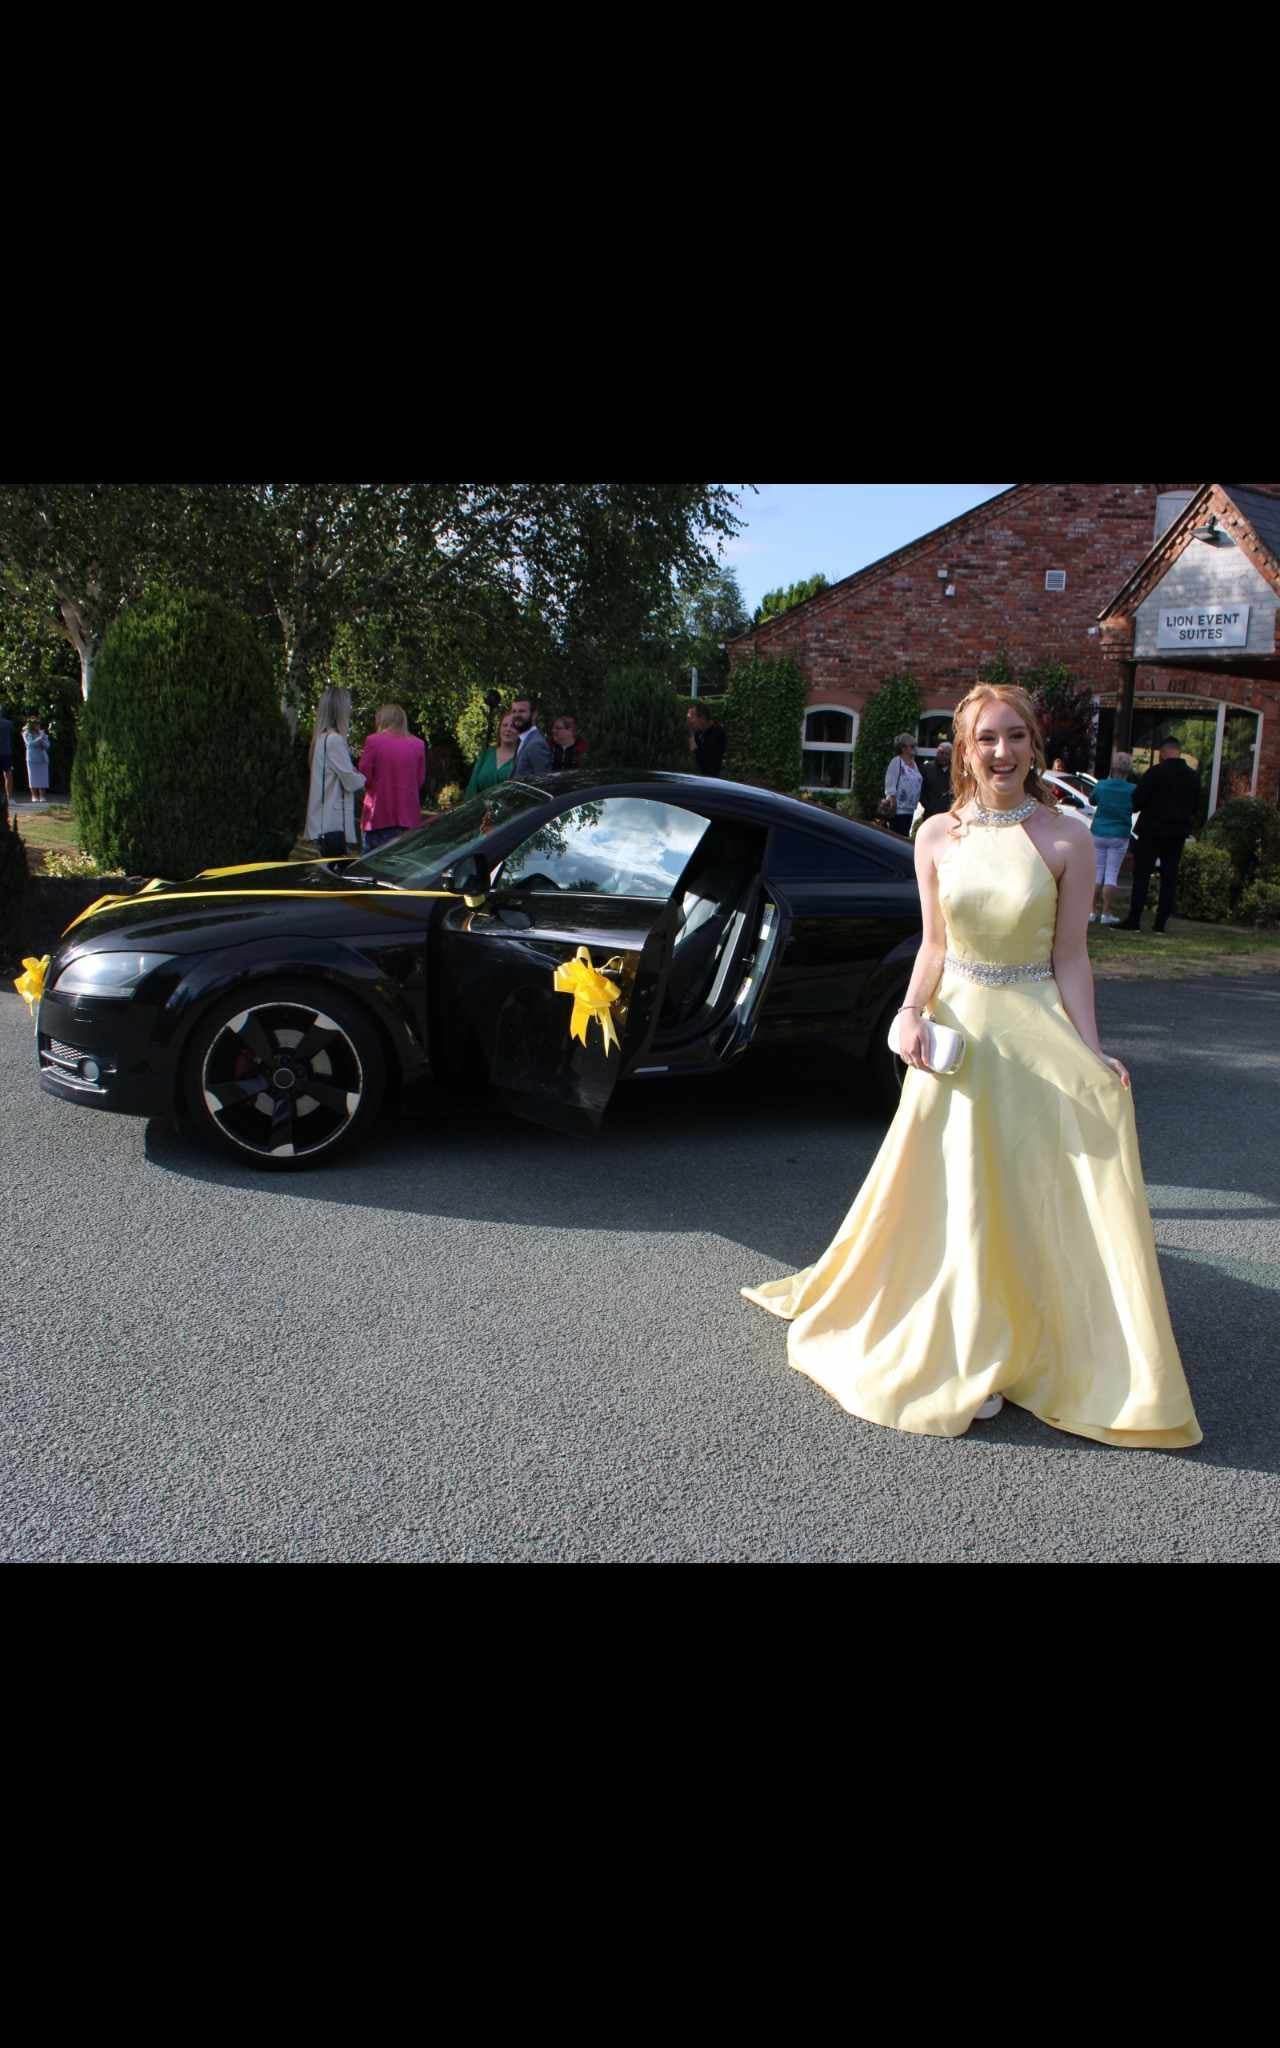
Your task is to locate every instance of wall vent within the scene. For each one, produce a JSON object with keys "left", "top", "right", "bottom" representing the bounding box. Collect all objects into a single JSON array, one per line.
[{"left": 1045, "top": 570, "right": 1067, "bottom": 592}]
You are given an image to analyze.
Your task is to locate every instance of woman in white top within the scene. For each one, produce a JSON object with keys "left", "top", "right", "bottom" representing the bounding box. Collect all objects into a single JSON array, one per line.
[
  {"left": 305, "top": 687, "right": 366, "bottom": 855},
  {"left": 883, "top": 733, "right": 922, "bottom": 836}
]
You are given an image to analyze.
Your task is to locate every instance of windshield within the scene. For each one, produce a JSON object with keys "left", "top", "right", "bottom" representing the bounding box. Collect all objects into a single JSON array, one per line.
[{"left": 349, "top": 784, "right": 549, "bottom": 886}]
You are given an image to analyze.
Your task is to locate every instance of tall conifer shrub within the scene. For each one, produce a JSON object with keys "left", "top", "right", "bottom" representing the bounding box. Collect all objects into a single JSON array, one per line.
[
  {"left": 73, "top": 586, "right": 300, "bottom": 876},
  {"left": 851, "top": 673, "right": 922, "bottom": 820}
]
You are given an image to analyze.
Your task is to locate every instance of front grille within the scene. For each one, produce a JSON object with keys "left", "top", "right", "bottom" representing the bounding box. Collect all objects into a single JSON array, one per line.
[{"left": 45, "top": 1038, "right": 88, "bottom": 1068}]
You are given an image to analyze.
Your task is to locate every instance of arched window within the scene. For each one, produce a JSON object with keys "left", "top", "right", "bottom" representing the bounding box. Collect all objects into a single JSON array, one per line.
[
  {"left": 917, "top": 710, "right": 954, "bottom": 749},
  {"left": 801, "top": 705, "right": 858, "bottom": 791}
]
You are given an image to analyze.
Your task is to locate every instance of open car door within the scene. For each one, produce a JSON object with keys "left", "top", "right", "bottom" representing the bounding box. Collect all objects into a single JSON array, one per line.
[{"left": 433, "top": 795, "right": 714, "bottom": 1134}]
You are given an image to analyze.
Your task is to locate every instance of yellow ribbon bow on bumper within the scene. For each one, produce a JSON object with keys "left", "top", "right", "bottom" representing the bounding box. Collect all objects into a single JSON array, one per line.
[
  {"left": 14, "top": 954, "right": 50, "bottom": 1015},
  {"left": 552, "top": 947, "right": 625, "bottom": 1056}
]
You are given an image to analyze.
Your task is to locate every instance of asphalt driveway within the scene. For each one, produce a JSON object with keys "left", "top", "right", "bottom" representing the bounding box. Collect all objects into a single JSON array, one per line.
[{"left": 3, "top": 974, "right": 1278, "bottom": 1561}]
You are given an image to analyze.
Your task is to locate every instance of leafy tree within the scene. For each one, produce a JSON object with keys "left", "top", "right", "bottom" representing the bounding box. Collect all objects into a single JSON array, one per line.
[
  {"left": 73, "top": 585, "right": 299, "bottom": 876},
  {"left": 0, "top": 584, "right": 84, "bottom": 789},
  {"left": 455, "top": 689, "right": 497, "bottom": 773},
  {"left": 671, "top": 564, "right": 750, "bottom": 694},
  {"left": 752, "top": 573, "right": 830, "bottom": 627},
  {"left": 2, "top": 481, "right": 746, "bottom": 757},
  {"left": 851, "top": 672, "right": 921, "bottom": 821},
  {"left": 590, "top": 665, "right": 688, "bottom": 773},
  {"left": 0, "top": 486, "right": 210, "bottom": 701},
  {"left": 197, "top": 482, "right": 745, "bottom": 733},
  {"left": 724, "top": 655, "right": 809, "bottom": 791}
]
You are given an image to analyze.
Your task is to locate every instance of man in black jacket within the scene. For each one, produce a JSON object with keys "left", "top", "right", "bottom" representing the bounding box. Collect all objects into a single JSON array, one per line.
[
  {"left": 919, "top": 741, "right": 953, "bottom": 821},
  {"left": 687, "top": 703, "right": 727, "bottom": 777},
  {"left": 1119, "top": 737, "right": 1202, "bottom": 933}
]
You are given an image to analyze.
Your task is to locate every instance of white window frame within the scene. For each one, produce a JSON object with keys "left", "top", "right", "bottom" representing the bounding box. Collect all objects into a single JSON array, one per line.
[
  {"left": 800, "top": 703, "right": 859, "bottom": 791},
  {"left": 917, "top": 708, "right": 955, "bottom": 748}
]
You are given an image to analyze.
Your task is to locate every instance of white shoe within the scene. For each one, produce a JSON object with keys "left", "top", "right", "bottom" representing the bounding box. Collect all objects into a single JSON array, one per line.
[
  {"left": 974, "top": 1394, "right": 1004, "bottom": 1420},
  {"left": 1088, "top": 912, "right": 1099, "bottom": 924},
  {"left": 1100, "top": 914, "right": 1121, "bottom": 926}
]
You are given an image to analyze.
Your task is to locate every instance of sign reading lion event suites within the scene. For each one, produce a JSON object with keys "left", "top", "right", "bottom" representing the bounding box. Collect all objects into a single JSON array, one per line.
[{"left": 1156, "top": 604, "right": 1250, "bottom": 650}]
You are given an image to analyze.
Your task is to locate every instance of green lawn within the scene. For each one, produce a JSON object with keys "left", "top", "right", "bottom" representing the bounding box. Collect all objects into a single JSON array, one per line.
[
  {"left": 1088, "top": 919, "right": 1280, "bottom": 978},
  {"left": 13, "top": 803, "right": 79, "bottom": 857}
]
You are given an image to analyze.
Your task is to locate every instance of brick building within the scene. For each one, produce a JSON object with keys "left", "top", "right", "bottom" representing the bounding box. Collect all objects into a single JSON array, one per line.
[{"left": 728, "top": 482, "right": 1280, "bottom": 817}]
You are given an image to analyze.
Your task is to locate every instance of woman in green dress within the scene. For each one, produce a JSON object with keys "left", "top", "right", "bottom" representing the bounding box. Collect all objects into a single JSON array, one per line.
[{"left": 465, "top": 709, "right": 520, "bottom": 798}]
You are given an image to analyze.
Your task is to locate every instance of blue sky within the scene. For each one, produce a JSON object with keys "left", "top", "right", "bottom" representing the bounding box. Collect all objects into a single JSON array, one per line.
[{"left": 720, "top": 485, "right": 1015, "bottom": 615}]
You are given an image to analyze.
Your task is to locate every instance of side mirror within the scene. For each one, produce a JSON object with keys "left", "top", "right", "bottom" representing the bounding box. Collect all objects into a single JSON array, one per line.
[{"left": 444, "top": 854, "right": 490, "bottom": 909}]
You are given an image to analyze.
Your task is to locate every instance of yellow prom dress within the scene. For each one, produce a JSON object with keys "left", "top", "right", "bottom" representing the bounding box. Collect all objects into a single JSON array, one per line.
[{"left": 742, "top": 819, "right": 1202, "bottom": 1450}]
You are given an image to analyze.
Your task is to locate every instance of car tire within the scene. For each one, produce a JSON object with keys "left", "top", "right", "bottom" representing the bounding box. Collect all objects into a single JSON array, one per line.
[{"left": 181, "top": 980, "right": 386, "bottom": 1170}]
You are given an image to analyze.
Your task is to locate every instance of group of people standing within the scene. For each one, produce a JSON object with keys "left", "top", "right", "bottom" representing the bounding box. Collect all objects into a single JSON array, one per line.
[
  {"left": 881, "top": 734, "right": 952, "bottom": 834},
  {"left": 884, "top": 727, "right": 1202, "bottom": 933},
  {"left": 304, "top": 690, "right": 426, "bottom": 856},
  {"left": 465, "top": 700, "right": 587, "bottom": 798},
  {"left": 303, "top": 690, "right": 592, "bottom": 855},
  {"left": 1088, "top": 737, "right": 1201, "bottom": 931}
]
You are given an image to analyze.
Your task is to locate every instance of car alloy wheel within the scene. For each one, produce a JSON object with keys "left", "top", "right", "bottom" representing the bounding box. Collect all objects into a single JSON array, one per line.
[{"left": 189, "top": 988, "right": 383, "bottom": 1165}]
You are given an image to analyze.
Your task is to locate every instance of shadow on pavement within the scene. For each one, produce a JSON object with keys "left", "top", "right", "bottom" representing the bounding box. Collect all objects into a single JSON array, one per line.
[
  {"left": 143, "top": 1048, "right": 889, "bottom": 1276},
  {"left": 142, "top": 1021, "right": 1280, "bottom": 1482}
]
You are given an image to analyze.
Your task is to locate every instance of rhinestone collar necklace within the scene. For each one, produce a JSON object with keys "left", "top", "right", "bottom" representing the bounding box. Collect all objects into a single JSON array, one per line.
[{"left": 969, "top": 796, "right": 1038, "bottom": 827}]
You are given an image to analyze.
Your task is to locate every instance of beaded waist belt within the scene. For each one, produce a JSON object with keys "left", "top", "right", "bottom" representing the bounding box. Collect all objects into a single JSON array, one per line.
[{"left": 943, "top": 951, "right": 1054, "bottom": 985}]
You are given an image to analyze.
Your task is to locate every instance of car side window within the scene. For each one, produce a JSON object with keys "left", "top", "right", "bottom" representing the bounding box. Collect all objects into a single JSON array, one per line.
[
  {"left": 498, "top": 798, "right": 711, "bottom": 899},
  {"left": 767, "top": 827, "right": 901, "bottom": 883}
]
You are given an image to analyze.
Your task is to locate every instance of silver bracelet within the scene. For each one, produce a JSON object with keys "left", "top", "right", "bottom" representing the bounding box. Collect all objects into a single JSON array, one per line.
[{"left": 896, "top": 1005, "right": 921, "bottom": 1015}]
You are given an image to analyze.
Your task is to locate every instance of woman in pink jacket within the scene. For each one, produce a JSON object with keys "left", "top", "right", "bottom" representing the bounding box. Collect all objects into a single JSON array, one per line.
[{"left": 359, "top": 704, "right": 427, "bottom": 850}]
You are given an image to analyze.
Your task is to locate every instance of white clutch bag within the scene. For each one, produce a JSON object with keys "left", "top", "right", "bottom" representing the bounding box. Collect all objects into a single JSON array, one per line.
[{"left": 887, "top": 1011, "right": 966, "bottom": 1075}]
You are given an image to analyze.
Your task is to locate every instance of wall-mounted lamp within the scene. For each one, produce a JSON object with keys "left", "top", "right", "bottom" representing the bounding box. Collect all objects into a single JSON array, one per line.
[
  {"left": 1192, "top": 515, "right": 1221, "bottom": 544},
  {"left": 937, "top": 567, "right": 949, "bottom": 579},
  {"left": 1087, "top": 626, "right": 1099, "bottom": 636},
  {"left": 944, "top": 585, "right": 956, "bottom": 599}
]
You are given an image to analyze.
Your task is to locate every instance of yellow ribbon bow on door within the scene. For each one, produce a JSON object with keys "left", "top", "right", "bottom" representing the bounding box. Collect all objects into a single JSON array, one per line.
[
  {"left": 14, "top": 954, "right": 50, "bottom": 1015},
  {"left": 552, "top": 947, "right": 626, "bottom": 1056}
]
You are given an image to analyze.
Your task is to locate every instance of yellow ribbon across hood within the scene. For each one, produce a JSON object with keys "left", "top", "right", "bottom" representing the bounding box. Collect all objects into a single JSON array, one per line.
[
  {"left": 552, "top": 947, "right": 625, "bottom": 1056},
  {"left": 59, "top": 878, "right": 464, "bottom": 937},
  {"left": 14, "top": 955, "right": 50, "bottom": 1014}
]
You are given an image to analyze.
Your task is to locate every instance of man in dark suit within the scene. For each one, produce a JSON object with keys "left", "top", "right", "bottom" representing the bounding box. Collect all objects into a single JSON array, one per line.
[
  {"left": 510, "top": 696, "right": 554, "bottom": 777},
  {"left": 687, "top": 703, "right": 726, "bottom": 777},
  {"left": 918, "top": 741, "right": 953, "bottom": 821},
  {"left": 1119, "top": 736, "right": 1202, "bottom": 934}
]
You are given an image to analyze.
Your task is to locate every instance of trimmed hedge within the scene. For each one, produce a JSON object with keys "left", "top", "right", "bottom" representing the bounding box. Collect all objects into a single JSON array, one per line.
[
  {"left": 724, "top": 656, "right": 807, "bottom": 791},
  {"left": 454, "top": 689, "right": 495, "bottom": 776},
  {"left": 1237, "top": 878, "right": 1280, "bottom": 928},
  {"left": 1175, "top": 840, "right": 1234, "bottom": 923},
  {"left": 591, "top": 665, "right": 688, "bottom": 773},
  {"left": 73, "top": 587, "right": 301, "bottom": 879},
  {"left": 1202, "top": 797, "right": 1280, "bottom": 897},
  {"left": 851, "top": 673, "right": 922, "bottom": 821}
]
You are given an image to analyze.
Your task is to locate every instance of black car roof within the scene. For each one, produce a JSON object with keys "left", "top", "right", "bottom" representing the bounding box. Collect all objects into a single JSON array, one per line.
[{"left": 511, "top": 770, "right": 917, "bottom": 870}]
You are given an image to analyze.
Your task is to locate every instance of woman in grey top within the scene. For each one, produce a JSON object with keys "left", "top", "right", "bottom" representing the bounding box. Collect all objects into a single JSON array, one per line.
[
  {"left": 883, "top": 733, "right": 922, "bottom": 836},
  {"left": 305, "top": 688, "right": 366, "bottom": 854}
]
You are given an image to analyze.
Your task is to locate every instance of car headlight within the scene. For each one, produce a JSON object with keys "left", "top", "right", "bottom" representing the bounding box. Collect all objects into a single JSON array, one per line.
[{"left": 50, "top": 951, "right": 178, "bottom": 998}]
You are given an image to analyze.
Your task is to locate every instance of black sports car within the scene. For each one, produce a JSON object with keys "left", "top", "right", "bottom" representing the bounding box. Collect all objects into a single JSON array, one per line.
[{"left": 33, "top": 772, "right": 922, "bottom": 1167}]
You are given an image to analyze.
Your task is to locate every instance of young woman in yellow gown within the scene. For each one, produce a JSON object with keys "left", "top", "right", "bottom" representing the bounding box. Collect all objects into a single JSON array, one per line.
[{"left": 742, "top": 683, "right": 1202, "bottom": 1451}]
